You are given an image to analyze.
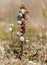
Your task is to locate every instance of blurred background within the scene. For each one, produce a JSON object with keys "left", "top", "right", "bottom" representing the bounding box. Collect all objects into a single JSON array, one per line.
[
  {"left": 0, "top": 0, "right": 47, "bottom": 29},
  {"left": 0, "top": 1, "right": 47, "bottom": 65}
]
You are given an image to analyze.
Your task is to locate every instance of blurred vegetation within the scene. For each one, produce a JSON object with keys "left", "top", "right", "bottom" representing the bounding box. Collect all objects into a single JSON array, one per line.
[{"left": 0, "top": 21, "right": 47, "bottom": 65}]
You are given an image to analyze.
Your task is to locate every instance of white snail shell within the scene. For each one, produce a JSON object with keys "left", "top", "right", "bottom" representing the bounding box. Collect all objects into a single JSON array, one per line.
[
  {"left": 20, "top": 9, "right": 26, "bottom": 14},
  {"left": 20, "top": 36, "right": 25, "bottom": 42},
  {"left": 17, "top": 20, "right": 22, "bottom": 25}
]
